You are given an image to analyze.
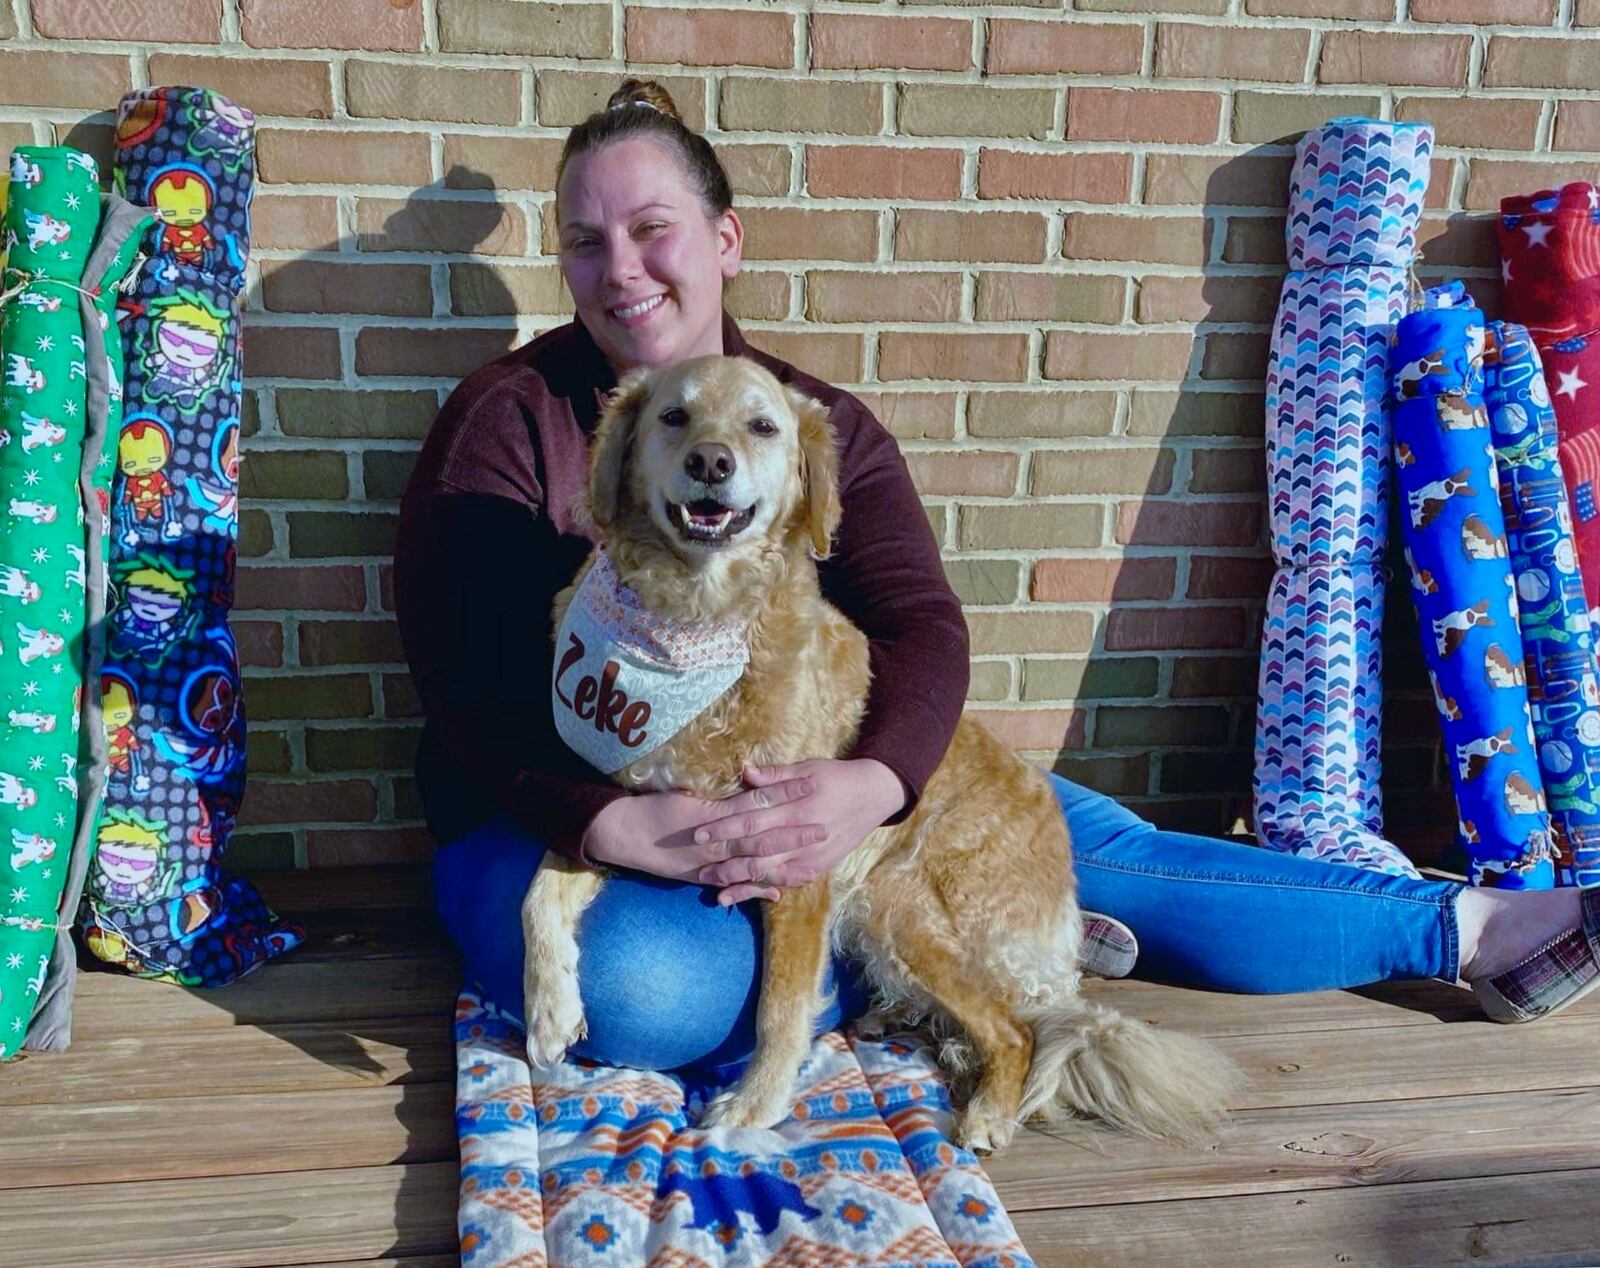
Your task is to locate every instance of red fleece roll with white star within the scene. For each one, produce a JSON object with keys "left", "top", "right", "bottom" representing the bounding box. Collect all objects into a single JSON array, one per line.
[{"left": 1499, "top": 183, "right": 1600, "bottom": 618}]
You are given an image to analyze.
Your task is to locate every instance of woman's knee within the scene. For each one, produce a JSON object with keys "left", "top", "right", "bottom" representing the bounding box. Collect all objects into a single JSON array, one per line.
[{"left": 572, "top": 876, "right": 765, "bottom": 1069}]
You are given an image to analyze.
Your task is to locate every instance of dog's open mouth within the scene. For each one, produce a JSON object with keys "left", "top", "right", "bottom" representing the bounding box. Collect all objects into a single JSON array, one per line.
[{"left": 668, "top": 497, "right": 757, "bottom": 547}]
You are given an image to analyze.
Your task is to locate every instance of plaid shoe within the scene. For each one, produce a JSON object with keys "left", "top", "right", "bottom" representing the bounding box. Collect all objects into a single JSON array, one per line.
[
  {"left": 1080, "top": 911, "right": 1138, "bottom": 979},
  {"left": 1473, "top": 887, "right": 1600, "bottom": 1023}
]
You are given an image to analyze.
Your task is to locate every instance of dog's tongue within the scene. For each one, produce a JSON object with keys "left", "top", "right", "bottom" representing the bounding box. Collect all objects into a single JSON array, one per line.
[{"left": 687, "top": 499, "right": 730, "bottom": 526}]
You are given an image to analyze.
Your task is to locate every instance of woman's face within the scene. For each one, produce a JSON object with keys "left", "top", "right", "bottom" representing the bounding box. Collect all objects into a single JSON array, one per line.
[{"left": 557, "top": 136, "right": 742, "bottom": 375}]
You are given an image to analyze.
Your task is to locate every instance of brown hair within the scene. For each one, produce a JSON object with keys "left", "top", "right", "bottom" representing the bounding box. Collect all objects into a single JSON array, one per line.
[{"left": 555, "top": 78, "right": 733, "bottom": 220}]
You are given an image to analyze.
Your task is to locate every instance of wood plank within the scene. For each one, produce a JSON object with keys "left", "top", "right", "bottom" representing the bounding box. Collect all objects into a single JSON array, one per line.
[
  {"left": 987, "top": 1085, "right": 1600, "bottom": 1212},
  {"left": 0, "top": 1017, "right": 453, "bottom": 1106},
  {"left": 71, "top": 949, "right": 460, "bottom": 1039},
  {"left": 0, "top": 1162, "right": 460, "bottom": 1268},
  {"left": 1083, "top": 976, "right": 1484, "bottom": 1036},
  {"left": 0, "top": 1083, "right": 458, "bottom": 1189},
  {"left": 1217, "top": 1010, "right": 1600, "bottom": 1110},
  {"left": 1008, "top": 1165, "right": 1600, "bottom": 1267}
]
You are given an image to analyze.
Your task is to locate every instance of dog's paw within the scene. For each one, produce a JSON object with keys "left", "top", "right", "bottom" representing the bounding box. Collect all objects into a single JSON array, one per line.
[
  {"left": 956, "top": 1103, "right": 1018, "bottom": 1156},
  {"left": 852, "top": 1009, "right": 891, "bottom": 1042},
  {"left": 523, "top": 970, "right": 586, "bottom": 1069},
  {"left": 699, "top": 1086, "right": 788, "bottom": 1132}
]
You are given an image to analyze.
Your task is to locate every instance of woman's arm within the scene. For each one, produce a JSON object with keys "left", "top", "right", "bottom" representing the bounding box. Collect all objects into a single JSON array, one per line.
[{"left": 395, "top": 481, "right": 630, "bottom": 862}]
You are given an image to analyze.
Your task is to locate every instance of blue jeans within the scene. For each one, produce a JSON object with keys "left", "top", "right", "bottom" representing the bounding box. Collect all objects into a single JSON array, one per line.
[{"left": 431, "top": 774, "right": 1463, "bottom": 1072}]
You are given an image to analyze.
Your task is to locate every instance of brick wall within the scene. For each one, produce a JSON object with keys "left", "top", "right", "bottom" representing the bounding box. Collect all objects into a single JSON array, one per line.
[{"left": 5, "top": 0, "right": 1597, "bottom": 872}]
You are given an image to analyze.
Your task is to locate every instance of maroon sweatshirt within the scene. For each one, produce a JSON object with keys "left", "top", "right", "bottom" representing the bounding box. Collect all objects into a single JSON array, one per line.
[{"left": 393, "top": 312, "right": 970, "bottom": 860}]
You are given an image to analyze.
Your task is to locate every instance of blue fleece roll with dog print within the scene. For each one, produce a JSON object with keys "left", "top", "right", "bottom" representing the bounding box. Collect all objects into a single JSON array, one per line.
[
  {"left": 1485, "top": 320, "right": 1600, "bottom": 888},
  {"left": 1392, "top": 283, "right": 1553, "bottom": 888}
]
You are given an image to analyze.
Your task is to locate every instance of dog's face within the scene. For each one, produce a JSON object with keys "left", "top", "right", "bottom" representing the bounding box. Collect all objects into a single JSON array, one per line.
[{"left": 589, "top": 355, "right": 840, "bottom": 564}]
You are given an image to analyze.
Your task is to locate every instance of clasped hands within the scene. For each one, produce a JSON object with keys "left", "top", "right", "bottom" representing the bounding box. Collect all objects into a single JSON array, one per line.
[{"left": 580, "top": 756, "right": 907, "bottom": 906}]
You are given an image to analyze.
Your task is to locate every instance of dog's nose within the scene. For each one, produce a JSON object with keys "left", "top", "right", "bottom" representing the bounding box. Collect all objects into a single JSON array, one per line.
[{"left": 685, "top": 442, "right": 736, "bottom": 485}]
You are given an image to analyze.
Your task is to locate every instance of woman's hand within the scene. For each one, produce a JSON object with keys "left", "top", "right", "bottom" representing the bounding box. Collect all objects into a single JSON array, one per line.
[
  {"left": 695, "top": 758, "right": 907, "bottom": 906},
  {"left": 579, "top": 773, "right": 827, "bottom": 900}
]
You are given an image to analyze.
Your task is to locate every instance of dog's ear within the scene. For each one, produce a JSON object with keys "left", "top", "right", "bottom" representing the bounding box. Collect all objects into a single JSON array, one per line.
[
  {"left": 590, "top": 368, "right": 652, "bottom": 532},
  {"left": 788, "top": 387, "right": 840, "bottom": 560}
]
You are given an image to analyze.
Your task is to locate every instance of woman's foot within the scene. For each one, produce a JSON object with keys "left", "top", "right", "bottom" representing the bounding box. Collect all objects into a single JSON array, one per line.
[
  {"left": 1457, "top": 885, "right": 1580, "bottom": 982},
  {"left": 1459, "top": 886, "right": 1600, "bottom": 1024}
]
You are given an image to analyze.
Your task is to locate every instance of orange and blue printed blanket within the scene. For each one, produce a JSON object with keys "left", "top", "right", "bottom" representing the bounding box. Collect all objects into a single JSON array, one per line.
[{"left": 453, "top": 988, "right": 1034, "bottom": 1267}]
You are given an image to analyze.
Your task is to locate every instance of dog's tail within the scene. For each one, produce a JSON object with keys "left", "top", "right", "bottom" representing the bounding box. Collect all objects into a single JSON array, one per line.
[{"left": 1017, "top": 998, "right": 1243, "bottom": 1145}]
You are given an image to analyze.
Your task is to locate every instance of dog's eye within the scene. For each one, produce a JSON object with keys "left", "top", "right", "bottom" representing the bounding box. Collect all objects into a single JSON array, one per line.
[
  {"left": 659, "top": 407, "right": 688, "bottom": 428},
  {"left": 749, "top": 417, "right": 777, "bottom": 436}
]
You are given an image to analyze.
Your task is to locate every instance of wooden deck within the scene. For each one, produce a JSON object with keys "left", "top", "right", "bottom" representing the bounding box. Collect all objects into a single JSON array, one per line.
[{"left": 4, "top": 865, "right": 1600, "bottom": 1268}]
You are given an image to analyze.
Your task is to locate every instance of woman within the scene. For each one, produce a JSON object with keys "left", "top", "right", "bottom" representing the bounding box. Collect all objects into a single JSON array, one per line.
[{"left": 394, "top": 79, "right": 1597, "bottom": 1074}]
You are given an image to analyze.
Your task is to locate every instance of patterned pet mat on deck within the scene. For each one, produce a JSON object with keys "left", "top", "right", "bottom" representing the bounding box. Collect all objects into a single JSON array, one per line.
[{"left": 453, "top": 987, "right": 1035, "bottom": 1267}]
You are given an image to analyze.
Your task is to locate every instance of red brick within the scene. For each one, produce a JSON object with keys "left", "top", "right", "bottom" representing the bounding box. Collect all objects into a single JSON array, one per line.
[
  {"left": 879, "top": 332, "right": 1030, "bottom": 382},
  {"left": 1203, "top": 332, "right": 1271, "bottom": 381},
  {"left": 1144, "top": 154, "right": 1294, "bottom": 207},
  {"left": 811, "top": 12, "right": 972, "bottom": 71},
  {"left": 261, "top": 261, "right": 432, "bottom": 317},
  {"left": 300, "top": 619, "right": 407, "bottom": 666},
  {"left": 1464, "top": 161, "right": 1600, "bottom": 211},
  {"left": 147, "top": 54, "right": 333, "bottom": 118},
  {"left": 306, "top": 827, "right": 434, "bottom": 868},
  {"left": 904, "top": 451, "right": 1020, "bottom": 497},
  {"left": 806, "top": 146, "right": 963, "bottom": 200},
  {"left": 0, "top": 51, "right": 131, "bottom": 109},
  {"left": 1171, "top": 655, "right": 1259, "bottom": 699},
  {"left": 1067, "top": 88, "right": 1222, "bottom": 144},
  {"left": 804, "top": 271, "right": 962, "bottom": 323},
  {"left": 251, "top": 196, "right": 340, "bottom": 251},
  {"left": 443, "top": 135, "right": 563, "bottom": 192},
  {"left": 1189, "top": 448, "right": 1266, "bottom": 494},
  {"left": 1246, "top": 0, "right": 1392, "bottom": 13},
  {"left": 440, "top": 0, "right": 609, "bottom": 57},
  {"left": 383, "top": 673, "right": 421, "bottom": 719},
  {"left": 1319, "top": 32, "right": 1471, "bottom": 88},
  {"left": 356, "top": 328, "right": 517, "bottom": 380},
  {"left": 1137, "top": 275, "right": 1282, "bottom": 324},
  {"left": 358, "top": 197, "right": 527, "bottom": 256},
  {"left": 236, "top": 565, "right": 367, "bottom": 612},
  {"left": 1105, "top": 607, "right": 1249, "bottom": 651},
  {"left": 1484, "top": 36, "right": 1600, "bottom": 90},
  {"left": 1063, "top": 213, "right": 1209, "bottom": 266},
  {"left": 1411, "top": 0, "right": 1557, "bottom": 21},
  {"left": 985, "top": 19, "right": 1143, "bottom": 75},
  {"left": 977, "top": 150, "right": 1131, "bottom": 203},
  {"left": 1555, "top": 102, "right": 1600, "bottom": 153},
  {"left": 241, "top": 0, "right": 423, "bottom": 51},
  {"left": 966, "top": 708, "right": 1086, "bottom": 752},
  {"left": 33, "top": 0, "right": 219, "bottom": 41},
  {"left": 739, "top": 208, "right": 878, "bottom": 262},
  {"left": 257, "top": 129, "right": 432, "bottom": 186},
  {"left": 895, "top": 209, "right": 1049, "bottom": 264},
  {"left": 748, "top": 332, "right": 862, "bottom": 384},
  {"left": 975, "top": 273, "right": 1126, "bottom": 323},
  {"left": 1396, "top": 96, "right": 1541, "bottom": 151},
  {"left": 244, "top": 327, "right": 341, "bottom": 380},
  {"left": 347, "top": 61, "right": 521, "bottom": 125},
  {"left": 1154, "top": 23, "right": 1311, "bottom": 82},
  {"left": 1116, "top": 501, "right": 1262, "bottom": 547},
  {"left": 1030, "top": 557, "right": 1177, "bottom": 602},
  {"left": 234, "top": 620, "right": 285, "bottom": 668},
  {"left": 1045, "top": 332, "right": 1195, "bottom": 381},
  {"left": 1580, "top": 0, "right": 1600, "bottom": 25},
  {"left": 238, "top": 779, "right": 378, "bottom": 827},
  {"left": 853, "top": 391, "right": 958, "bottom": 441},
  {"left": 625, "top": 6, "right": 792, "bottom": 68},
  {"left": 1188, "top": 554, "right": 1274, "bottom": 599}
]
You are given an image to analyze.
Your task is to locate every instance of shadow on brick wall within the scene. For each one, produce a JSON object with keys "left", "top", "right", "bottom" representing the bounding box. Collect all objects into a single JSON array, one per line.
[{"left": 230, "top": 169, "right": 516, "bottom": 884}]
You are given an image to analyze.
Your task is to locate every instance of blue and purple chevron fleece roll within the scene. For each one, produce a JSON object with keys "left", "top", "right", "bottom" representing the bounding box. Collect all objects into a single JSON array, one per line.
[{"left": 1253, "top": 118, "right": 1432, "bottom": 877}]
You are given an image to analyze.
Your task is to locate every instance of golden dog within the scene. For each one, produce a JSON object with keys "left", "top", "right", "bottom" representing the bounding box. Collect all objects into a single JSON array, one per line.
[{"left": 524, "top": 355, "right": 1240, "bottom": 1151}]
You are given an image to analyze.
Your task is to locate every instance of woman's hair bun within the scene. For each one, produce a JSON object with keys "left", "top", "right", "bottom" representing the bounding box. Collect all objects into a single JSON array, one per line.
[{"left": 604, "top": 77, "right": 681, "bottom": 123}]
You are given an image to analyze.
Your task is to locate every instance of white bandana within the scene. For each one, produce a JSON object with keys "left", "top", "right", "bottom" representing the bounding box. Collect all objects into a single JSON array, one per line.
[{"left": 552, "top": 549, "right": 749, "bottom": 773}]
